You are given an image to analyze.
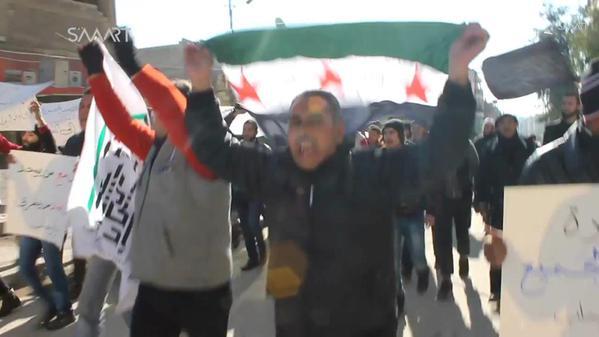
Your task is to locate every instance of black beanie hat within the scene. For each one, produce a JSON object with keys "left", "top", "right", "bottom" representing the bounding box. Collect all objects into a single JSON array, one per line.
[
  {"left": 383, "top": 119, "right": 406, "bottom": 144},
  {"left": 581, "top": 59, "right": 599, "bottom": 116},
  {"left": 495, "top": 114, "right": 519, "bottom": 127}
]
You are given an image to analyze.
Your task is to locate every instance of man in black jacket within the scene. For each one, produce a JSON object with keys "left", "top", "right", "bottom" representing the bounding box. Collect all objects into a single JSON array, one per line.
[
  {"left": 180, "top": 24, "right": 488, "bottom": 337},
  {"left": 474, "top": 117, "right": 495, "bottom": 156},
  {"left": 433, "top": 139, "right": 478, "bottom": 301},
  {"left": 522, "top": 61, "right": 599, "bottom": 183},
  {"left": 59, "top": 89, "right": 92, "bottom": 300},
  {"left": 475, "top": 113, "right": 535, "bottom": 306},
  {"left": 542, "top": 93, "right": 581, "bottom": 145}
]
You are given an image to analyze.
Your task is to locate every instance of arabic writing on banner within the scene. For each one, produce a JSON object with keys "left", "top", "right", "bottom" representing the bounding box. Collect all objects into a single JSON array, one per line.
[
  {"left": 42, "top": 99, "right": 82, "bottom": 147},
  {"left": 6, "top": 151, "right": 76, "bottom": 248},
  {"left": 502, "top": 185, "right": 599, "bottom": 337},
  {"left": 0, "top": 82, "right": 53, "bottom": 131}
]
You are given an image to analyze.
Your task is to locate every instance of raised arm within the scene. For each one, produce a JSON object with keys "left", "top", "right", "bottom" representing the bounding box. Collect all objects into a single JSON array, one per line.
[
  {"left": 79, "top": 42, "right": 155, "bottom": 160},
  {"left": 385, "top": 24, "right": 486, "bottom": 203},
  {"left": 183, "top": 44, "right": 273, "bottom": 198},
  {"left": 29, "top": 101, "right": 57, "bottom": 153}
]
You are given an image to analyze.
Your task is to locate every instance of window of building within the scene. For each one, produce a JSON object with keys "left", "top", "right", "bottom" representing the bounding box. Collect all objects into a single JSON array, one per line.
[{"left": 4, "top": 70, "right": 22, "bottom": 83}]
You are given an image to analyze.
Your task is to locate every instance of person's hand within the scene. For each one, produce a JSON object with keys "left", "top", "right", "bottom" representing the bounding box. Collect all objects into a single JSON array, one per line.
[
  {"left": 78, "top": 41, "right": 104, "bottom": 76},
  {"left": 484, "top": 230, "right": 506, "bottom": 268},
  {"left": 185, "top": 43, "right": 214, "bottom": 92},
  {"left": 29, "top": 100, "right": 42, "bottom": 121},
  {"left": 449, "top": 23, "right": 489, "bottom": 85},
  {"left": 107, "top": 29, "right": 141, "bottom": 77},
  {"left": 425, "top": 214, "right": 436, "bottom": 228},
  {"left": 234, "top": 103, "right": 248, "bottom": 115}
]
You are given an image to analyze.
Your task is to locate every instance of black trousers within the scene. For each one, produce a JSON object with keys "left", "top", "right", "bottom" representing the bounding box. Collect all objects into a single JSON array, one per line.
[
  {"left": 490, "top": 268, "right": 502, "bottom": 296},
  {"left": 237, "top": 198, "right": 266, "bottom": 263},
  {"left": 433, "top": 196, "right": 471, "bottom": 276},
  {"left": 130, "top": 282, "right": 232, "bottom": 337}
]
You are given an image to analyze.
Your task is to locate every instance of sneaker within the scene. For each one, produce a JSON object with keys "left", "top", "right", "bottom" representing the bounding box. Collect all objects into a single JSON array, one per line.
[
  {"left": 45, "top": 310, "right": 75, "bottom": 330},
  {"left": 436, "top": 279, "right": 453, "bottom": 301},
  {"left": 397, "top": 292, "right": 405, "bottom": 315},
  {"left": 459, "top": 256, "right": 469, "bottom": 279},
  {"left": 416, "top": 269, "right": 430, "bottom": 294},
  {"left": 38, "top": 308, "right": 58, "bottom": 329},
  {"left": 401, "top": 267, "right": 413, "bottom": 284},
  {"left": 241, "top": 260, "right": 261, "bottom": 271},
  {"left": 0, "top": 289, "right": 21, "bottom": 318}
]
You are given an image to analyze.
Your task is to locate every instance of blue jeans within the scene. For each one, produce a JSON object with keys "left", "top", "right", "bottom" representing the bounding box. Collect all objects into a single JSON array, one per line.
[
  {"left": 19, "top": 236, "right": 71, "bottom": 313},
  {"left": 394, "top": 212, "right": 427, "bottom": 290}
]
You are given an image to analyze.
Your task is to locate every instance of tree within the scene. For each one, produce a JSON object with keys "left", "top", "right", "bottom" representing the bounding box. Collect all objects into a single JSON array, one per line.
[{"left": 537, "top": 2, "right": 599, "bottom": 120}]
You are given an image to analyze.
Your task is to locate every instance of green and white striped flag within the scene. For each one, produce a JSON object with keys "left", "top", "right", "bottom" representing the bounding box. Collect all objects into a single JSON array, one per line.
[{"left": 67, "top": 41, "right": 148, "bottom": 312}]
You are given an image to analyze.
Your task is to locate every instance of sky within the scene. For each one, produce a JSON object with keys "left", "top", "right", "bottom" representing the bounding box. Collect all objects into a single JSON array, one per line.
[{"left": 116, "top": 0, "right": 586, "bottom": 118}]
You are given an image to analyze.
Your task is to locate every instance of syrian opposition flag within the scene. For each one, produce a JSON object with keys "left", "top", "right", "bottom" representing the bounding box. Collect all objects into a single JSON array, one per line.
[
  {"left": 205, "top": 22, "right": 464, "bottom": 145},
  {"left": 67, "top": 42, "right": 148, "bottom": 312}
]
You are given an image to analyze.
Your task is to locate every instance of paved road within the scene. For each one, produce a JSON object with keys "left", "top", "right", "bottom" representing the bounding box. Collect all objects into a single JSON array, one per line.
[{"left": 0, "top": 213, "right": 500, "bottom": 337}]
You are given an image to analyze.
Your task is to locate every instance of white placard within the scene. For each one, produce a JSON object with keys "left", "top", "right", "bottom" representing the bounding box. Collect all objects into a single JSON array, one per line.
[
  {"left": 42, "top": 99, "right": 82, "bottom": 147},
  {"left": 502, "top": 184, "right": 599, "bottom": 337},
  {"left": 0, "top": 82, "right": 52, "bottom": 131},
  {"left": 6, "top": 151, "right": 76, "bottom": 248}
]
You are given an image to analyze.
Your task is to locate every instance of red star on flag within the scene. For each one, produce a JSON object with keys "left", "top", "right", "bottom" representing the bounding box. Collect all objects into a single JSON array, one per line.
[
  {"left": 405, "top": 64, "right": 428, "bottom": 103},
  {"left": 320, "top": 62, "right": 343, "bottom": 93},
  {"left": 230, "top": 71, "right": 262, "bottom": 104}
]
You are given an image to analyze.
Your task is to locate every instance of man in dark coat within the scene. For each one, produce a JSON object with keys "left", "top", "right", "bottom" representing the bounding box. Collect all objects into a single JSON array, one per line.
[
  {"left": 170, "top": 24, "right": 489, "bottom": 337},
  {"left": 59, "top": 89, "right": 92, "bottom": 299},
  {"left": 522, "top": 60, "right": 599, "bottom": 183},
  {"left": 475, "top": 113, "right": 536, "bottom": 303},
  {"left": 542, "top": 93, "right": 581, "bottom": 145},
  {"left": 475, "top": 113, "right": 536, "bottom": 305}
]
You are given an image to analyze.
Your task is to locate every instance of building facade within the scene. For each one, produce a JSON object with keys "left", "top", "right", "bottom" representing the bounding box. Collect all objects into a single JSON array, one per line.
[{"left": 0, "top": 0, "right": 115, "bottom": 97}]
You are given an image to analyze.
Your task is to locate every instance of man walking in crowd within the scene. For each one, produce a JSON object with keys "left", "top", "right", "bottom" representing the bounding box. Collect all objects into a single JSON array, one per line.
[
  {"left": 60, "top": 89, "right": 93, "bottom": 300},
  {"left": 163, "top": 24, "right": 488, "bottom": 336},
  {"left": 475, "top": 113, "right": 535, "bottom": 309},
  {"left": 542, "top": 93, "right": 581, "bottom": 145},
  {"left": 79, "top": 36, "right": 232, "bottom": 337},
  {"left": 432, "top": 139, "right": 478, "bottom": 301},
  {"left": 485, "top": 60, "right": 599, "bottom": 301},
  {"left": 68, "top": 88, "right": 134, "bottom": 337},
  {"left": 16, "top": 101, "right": 76, "bottom": 330},
  {"left": 474, "top": 117, "right": 495, "bottom": 155},
  {"left": 383, "top": 120, "right": 430, "bottom": 314},
  {"left": 235, "top": 119, "right": 270, "bottom": 271}
]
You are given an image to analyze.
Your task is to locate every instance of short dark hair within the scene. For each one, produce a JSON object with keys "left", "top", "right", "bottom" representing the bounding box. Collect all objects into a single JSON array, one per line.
[
  {"left": 290, "top": 90, "right": 342, "bottom": 122},
  {"left": 244, "top": 119, "right": 258, "bottom": 132}
]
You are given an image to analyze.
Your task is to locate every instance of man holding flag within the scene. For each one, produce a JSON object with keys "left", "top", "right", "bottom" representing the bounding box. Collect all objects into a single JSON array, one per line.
[
  {"left": 146, "top": 22, "right": 489, "bottom": 336},
  {"left": 77, "top": 35, "right": 233, "bottom": 337}
]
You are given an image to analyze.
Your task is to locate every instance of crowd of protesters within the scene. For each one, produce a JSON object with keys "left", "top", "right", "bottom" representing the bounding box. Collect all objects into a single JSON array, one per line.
[{"left": 0, "top": 20, "right": 597, "bottom": 337}]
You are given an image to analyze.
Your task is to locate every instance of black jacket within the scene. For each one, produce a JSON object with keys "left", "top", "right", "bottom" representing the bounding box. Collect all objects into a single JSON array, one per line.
[
  {"left": 59, "top": 131, "right": 84, "bottom": 157},
  {"left": 474, "top": 133, "right": 494, "bottom": 157},
  {"left": 521, "top": 121, "right": 599, "bottom": 184},
  {"left": 475, "top": 134, "right": 535, "bottom": 229},
  {"left": 542, "top": 118, "right": 577, "bottom": 145},
  {"left": 184, "top": 81, "right": 475, "bottom": 336}
]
